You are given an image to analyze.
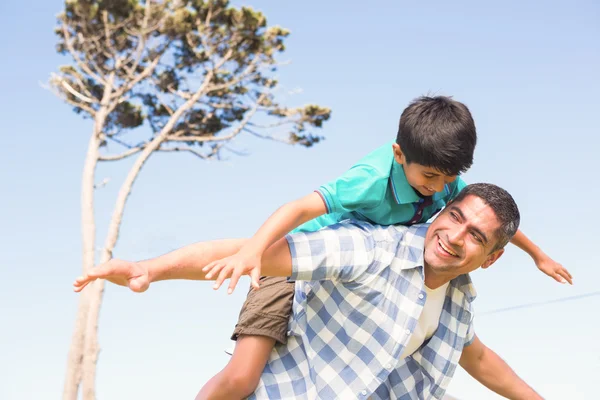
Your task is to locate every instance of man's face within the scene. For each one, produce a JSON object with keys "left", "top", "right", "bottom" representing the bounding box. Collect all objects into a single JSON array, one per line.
[{"left": 424, "top": 195, "right": 504, "bottom": 281}]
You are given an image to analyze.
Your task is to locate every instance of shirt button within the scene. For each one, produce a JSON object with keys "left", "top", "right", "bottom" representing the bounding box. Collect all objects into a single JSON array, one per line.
[
  {"left": 405, "top": 329, "right": 411, "bottom": 335},
  {"left": 418, "top": 293, "right": 424, "bottom": 299},
  {"left": 361, "top": 390, "right": 367, "bottom": 396},
  {"left": 386, "top": 363, "right": 393, "bottom": 370}
]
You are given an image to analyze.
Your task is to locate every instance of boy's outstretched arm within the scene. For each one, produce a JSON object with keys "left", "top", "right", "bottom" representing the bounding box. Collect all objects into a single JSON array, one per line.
[
  {"left": 72, "top": 238, "right": 292, "bottom": 293},
  {"left": 459, "top": 335, "right": 543, "bottom": 400},
  {"left": 203, "top": 192, "right": 327, "bottom": 293},
  {"left": 510, "top": 229, "right": 572, "bottom": 284}
]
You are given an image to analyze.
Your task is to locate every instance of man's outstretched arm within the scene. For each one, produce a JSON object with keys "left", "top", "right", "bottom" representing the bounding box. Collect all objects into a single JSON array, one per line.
[
  {"left": 73, "top": 237, "right": 292, "bottom": 293},
  {"left": 459, "top": 335, "right": 543, "bottom": 399}
]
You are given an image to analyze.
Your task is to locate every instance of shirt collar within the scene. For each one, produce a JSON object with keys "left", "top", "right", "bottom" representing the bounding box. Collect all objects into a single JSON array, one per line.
[
  {"left": 390, "top": 162, "right": 451, "bottom": 204},
  {"left": 450, "top": 273, "right": 477, "bottom": 302}
]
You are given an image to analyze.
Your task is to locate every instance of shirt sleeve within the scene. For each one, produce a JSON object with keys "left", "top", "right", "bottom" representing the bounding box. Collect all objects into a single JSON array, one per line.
[
  {"left": 464, "top": 317, "right": 476, "bottom": 347},
  {"left": 286, "top": 221, "right": 377, "bottom": 283},
  {"left": 317, "top": 163, "right": 388, "bottom": 214}
]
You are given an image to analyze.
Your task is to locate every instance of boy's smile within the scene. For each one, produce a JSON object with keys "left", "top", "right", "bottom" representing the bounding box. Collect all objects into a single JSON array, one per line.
[{"left": 392, "top": 143, "right": 457, "bottom": 197}]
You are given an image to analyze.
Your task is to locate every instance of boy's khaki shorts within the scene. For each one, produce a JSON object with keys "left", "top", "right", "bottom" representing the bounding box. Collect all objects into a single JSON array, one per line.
[{"left": 231, "top": 276, "right": 295, "bottom": 344}]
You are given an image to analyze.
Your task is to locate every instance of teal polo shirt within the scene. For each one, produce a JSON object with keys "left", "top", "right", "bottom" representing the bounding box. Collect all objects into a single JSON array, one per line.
[{"left": 293, "top": 142, "right": 466, "bottom": 233}]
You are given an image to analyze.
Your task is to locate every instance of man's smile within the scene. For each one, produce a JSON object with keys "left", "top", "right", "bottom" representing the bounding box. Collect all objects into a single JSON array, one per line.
[{"left": 437, "top": 236, "right": 459, "bottom": 257}]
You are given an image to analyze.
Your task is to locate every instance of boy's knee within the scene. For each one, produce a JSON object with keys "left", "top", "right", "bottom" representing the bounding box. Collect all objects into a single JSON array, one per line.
[{"left": 223, "top": 367, "right": 260, "bottom": 398}]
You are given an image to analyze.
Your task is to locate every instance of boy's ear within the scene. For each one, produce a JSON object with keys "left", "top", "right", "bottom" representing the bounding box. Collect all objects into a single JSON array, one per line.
[{"left": 392, "top": 143, "right": 406, "bottom": 165}]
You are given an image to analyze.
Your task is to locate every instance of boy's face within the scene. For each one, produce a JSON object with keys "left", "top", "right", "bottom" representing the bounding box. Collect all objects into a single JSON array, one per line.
[{"left": 392, "top": 143, "right": 457, "bottom": 196}]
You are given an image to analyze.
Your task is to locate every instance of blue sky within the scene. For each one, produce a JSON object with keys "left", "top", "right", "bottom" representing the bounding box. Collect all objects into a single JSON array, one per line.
[{"left": 1, "top": 0, "right": 598, "bottom": 399}]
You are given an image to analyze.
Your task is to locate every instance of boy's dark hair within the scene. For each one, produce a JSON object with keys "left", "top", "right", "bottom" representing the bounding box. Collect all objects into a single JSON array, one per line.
[
  {"left": 452, "top": 183, "right": 521, "bottom": 252},
  {"left": 396, "top": 96, "right": 477, "bottom": 176}
]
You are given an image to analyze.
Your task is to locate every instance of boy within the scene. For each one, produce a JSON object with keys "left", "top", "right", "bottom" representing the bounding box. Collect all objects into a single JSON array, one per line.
[{"left": 198, "top": 96, "right": 570, "bottom": 399}]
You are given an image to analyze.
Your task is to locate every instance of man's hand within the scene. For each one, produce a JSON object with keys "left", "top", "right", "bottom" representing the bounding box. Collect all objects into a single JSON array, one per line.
[
  {"left": 73, "top": 259, "right": 150, "bottom": 293},
  {"left": 536, "top": 254, "right": 572, "bottom": 285},
  {"left": 202, "top": 251, "right": 262, "bottom": 294}
]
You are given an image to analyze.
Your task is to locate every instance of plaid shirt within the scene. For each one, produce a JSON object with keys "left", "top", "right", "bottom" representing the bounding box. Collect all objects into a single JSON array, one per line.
[{"left": 249, "top": 221, "right": 477, "bottom": 400}]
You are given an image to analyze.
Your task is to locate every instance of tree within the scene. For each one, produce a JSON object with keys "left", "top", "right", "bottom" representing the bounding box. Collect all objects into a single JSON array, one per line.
[{"left": 48, "top": 1, "right": 330, "bottom": 399}]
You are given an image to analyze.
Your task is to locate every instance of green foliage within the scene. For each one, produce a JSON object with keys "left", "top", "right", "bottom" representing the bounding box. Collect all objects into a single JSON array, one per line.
[{"left": 51, "top": 0, "right": 331, "bottom": 156}]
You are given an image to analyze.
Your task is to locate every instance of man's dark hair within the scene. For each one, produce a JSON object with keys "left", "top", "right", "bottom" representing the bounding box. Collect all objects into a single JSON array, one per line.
[
  {"left": 396, "top": 96, "right": 477, "bottom": 176},
  {"left": 452, "top": 183, "right": 521, "bottom": 252}
]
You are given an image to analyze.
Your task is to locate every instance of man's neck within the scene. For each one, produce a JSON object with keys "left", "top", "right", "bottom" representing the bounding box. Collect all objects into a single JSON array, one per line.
[{"left": 423, "top": 265, "right": 452, "bottom": 290}]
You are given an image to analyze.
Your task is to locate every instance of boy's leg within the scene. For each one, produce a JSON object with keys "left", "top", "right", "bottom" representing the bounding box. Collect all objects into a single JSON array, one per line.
[
  {"left": 196, "top": 276, "right": 295, "bottom": 400},
  {"left": 195, "top": 335, "right": 275, "bottom": 400}
]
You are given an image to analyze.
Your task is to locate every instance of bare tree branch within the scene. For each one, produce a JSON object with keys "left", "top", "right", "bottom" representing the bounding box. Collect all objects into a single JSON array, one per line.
[
  {"left": 206, "top": 56, "right": 260, "bottom": 93},
  {"left": 102, "top": 11, "right": 119, "bottom": 62},
  {"left": 166, "top": 93, "right": 266, "bottom": 143},
  {"left": 248, "top": 120, "right": 296, "bottom": 129},
  {"left": 243, "top": 127, "right": 294, "bottom": 145},
  {"left": 111, "top": 47, "right": 165, "bottom": 100},
  {"left": 62, "top": 23, "right": 107, "bottom": 85},
  {"left": 60, "top": 79, "right": 98, "bottom": 104},
  {"left": 98, "top": 147, "right": 144, "bottom": 161},
  {"left": 123, "top": 1, "right": 154, "bottom": 78}
]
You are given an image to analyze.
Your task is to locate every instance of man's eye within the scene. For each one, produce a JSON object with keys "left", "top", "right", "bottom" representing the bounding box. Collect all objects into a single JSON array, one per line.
[
  {"left": 450, "top": 212, "right": 458, "bottom": 221},
  {"left": 471, "top": 232, "right": 482, "bottom": 243}
]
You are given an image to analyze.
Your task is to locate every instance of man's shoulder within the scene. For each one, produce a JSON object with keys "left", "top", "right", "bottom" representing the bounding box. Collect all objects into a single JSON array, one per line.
[{"left": 329, "top": 220, "right": 429, "bottom": 246}]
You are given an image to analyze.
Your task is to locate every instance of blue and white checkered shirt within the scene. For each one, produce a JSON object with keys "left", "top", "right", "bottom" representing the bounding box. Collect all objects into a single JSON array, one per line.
[{"left": 249, "top": 220, "right": 477, "bottom": 400}]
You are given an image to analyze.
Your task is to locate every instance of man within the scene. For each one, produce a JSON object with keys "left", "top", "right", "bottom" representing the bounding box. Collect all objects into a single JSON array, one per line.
[{"left": 74, "top": 183, "right": 542, "bottom": 399}]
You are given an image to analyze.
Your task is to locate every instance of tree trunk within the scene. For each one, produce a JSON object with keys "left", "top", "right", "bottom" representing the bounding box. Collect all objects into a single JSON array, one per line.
[
  {"left": 80, "top": 145, "right": 158, "bottom": 400},
  {"left": 64, "top": 69, "right": 113, "bottom": 399},
  {"left": 78, "top": 74, "right": 210, "bottom": 400},
  {"left": 63, "top": 130, "right": 101, "bottom": 400}
]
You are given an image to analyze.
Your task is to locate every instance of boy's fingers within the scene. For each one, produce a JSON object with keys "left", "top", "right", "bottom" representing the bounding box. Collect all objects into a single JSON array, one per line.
[
  {"left": 250, "top": 269, "right": 260, "bottom": 290},
  {"left": 560, "top": 270, "right": 573, "bottom": 285},
  {"left": 73, "top": 280, "right": 90, "bottom": 292},
  {"left": 565, "top": 269, "right": 573, "bottom": 279},
  {"left": 203, "top": 261, "right": 218, "bottom": 273},
  {"left": 554, "top": 272, "right": 567, "bottom": 284},
  {"left": 205, "top": 262, "right": 223, "bottom": 279},
  {"left": 228, "top": 269, "right": 243, "bottom": 294},
  {"left": 213, "top": 267, "right": 231, "bottom": 290}
]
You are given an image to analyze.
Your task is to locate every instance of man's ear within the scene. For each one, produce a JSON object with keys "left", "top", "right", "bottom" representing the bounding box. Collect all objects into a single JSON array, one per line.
[
  {"left": 392, "top": 143, "right": 406, "bottom": 165},
  {"left": 481, "top": 248, "right": 504, "bottom": 269}
]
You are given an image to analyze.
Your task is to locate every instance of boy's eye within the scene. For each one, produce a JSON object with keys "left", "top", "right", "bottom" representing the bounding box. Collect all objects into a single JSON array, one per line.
[{"left": 423, "top": 174, "right": 435, "bottom": 179}]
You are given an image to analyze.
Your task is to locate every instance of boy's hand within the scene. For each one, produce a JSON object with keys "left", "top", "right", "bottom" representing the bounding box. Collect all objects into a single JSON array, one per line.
[
  {"left": 73, "top": 259, "right": 150, "bottom": 293},
  {"left": 536, "top": 255, "right": 573, "bottom": 284},
  {"left": 202, "top": 251, "right": 262, "bottom": 294}
]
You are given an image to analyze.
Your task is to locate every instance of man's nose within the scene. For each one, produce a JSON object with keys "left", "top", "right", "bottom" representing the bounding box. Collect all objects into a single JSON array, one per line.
[{"left": 447, "top": 226, "right": 466, "bottom": 245}]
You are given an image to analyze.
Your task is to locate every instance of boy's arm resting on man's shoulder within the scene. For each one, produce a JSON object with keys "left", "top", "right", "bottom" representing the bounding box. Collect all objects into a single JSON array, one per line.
[
  {"left": 459, "top": 335, "right": 543, "bottom": 400},
  {"left": 237, "top": 192, "right": 327, "bottom": 257},
  {"left": 200, "top": 192, "right": 327, "bottom": 292}
]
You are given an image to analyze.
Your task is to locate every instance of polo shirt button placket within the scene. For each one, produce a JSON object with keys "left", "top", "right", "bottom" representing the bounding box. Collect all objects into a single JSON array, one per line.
[{"left": 360, "top": 389, "right": 368, "bottom": 396}]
